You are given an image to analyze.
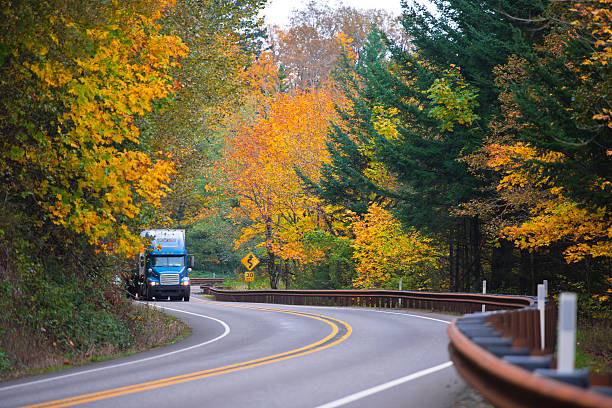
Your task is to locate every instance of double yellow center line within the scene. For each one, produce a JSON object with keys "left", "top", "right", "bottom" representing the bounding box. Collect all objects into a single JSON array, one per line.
[{"left": 24, "top": 301, "right": 352, "bottom": 408}]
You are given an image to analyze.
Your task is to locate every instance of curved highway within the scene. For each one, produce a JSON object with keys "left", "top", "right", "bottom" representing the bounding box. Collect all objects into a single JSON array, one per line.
[{"left": 0, "top": 290, "right": 469, "bottom": 407}]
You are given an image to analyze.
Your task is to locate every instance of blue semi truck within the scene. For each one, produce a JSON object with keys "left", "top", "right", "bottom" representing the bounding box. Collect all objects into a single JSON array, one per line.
[{"left": 126, "top": 229, "right": 193, "bottom": 301}]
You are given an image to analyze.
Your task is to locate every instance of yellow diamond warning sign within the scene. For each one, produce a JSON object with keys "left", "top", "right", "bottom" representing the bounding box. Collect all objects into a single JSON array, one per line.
[{"left": 241, "top": 252, "right": 259, "bottom": 271}]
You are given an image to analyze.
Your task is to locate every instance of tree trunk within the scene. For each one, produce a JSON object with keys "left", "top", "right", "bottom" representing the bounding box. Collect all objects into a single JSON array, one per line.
[
  {"left": 448, "top": 216, "right": 484, "bottom": 293},
  {"left": 471, "top": 215, "right": 482, "bottom": 291},
  {"left": 454, "top": 228, "right": 461, "bottom": 292},
  {"left": 265, "top": 217, "right": 278, "bottom": 289},
  {"left": 491, "top": 239, "right": 514, "bottom": 292},
  {"left": 462, "top": 218, "right": 470, "bottom": 292},
  {"left": 449, "top": 237, "right": 456, "bottom": 291}
]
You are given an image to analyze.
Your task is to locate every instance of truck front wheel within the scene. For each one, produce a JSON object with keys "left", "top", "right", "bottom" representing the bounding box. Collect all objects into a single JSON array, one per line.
[{"left": 183, "top": 295, "right": 190, "bottom": 302}]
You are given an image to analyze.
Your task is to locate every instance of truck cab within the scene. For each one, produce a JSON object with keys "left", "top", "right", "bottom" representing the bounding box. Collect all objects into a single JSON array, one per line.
[{"left": 134, "top": 229, "right": 193, "bottom": 301}]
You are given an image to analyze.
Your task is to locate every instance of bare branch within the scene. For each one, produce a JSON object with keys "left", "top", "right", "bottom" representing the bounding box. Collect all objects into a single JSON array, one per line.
[{"left": 493, "top": 8, "right": 549, "bottom": 24}]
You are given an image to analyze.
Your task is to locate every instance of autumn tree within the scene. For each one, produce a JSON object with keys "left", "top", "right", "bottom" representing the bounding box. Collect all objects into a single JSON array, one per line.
[
  {"left": 0, "top": 0, "right": 187, "bottom": 256},
  {"left": 308, "top": 0, "right": 560, "bottom": 292},
  {"left": 215, "top": 56, "right": 347, "bottom": 287},
  {"left": 267, "top": 0, "right": 406, "bottom": 90},
  {"left": 352, "top": 203, "right": 446, "bottom": 290},
  {"left": 484, "top": 143, "right": 611, "bottom": 264},
  {"left": 140, "top": 0, "right": 267, "bottom": 224},
  {"left": 0, "top": 0, "right": 193, "bottom": 374},
  {"left": 504, "top": 3, "right": 611, "bottom": 209},
  {"left": 460, "top": 1, "right": 612, "bottom": 295}
]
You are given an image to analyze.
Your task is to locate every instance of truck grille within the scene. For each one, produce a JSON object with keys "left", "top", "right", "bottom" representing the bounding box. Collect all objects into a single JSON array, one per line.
[{"left": 160, "top": 274, "right": 179, "bottom": 285}]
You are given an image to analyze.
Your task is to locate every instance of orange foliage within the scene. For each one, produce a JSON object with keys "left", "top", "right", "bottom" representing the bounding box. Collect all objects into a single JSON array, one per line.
[
  {"left": 219, "top": 78, "right": 348, "bottom": 261},
  {"left": 485, "top": 143, "right": 611, "bottom": 262}
]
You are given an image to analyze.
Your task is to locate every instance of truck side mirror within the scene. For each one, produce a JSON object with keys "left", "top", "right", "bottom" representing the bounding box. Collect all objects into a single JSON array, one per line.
[{"left": 188, "top": 255, "right": 195, "bottom": 269}]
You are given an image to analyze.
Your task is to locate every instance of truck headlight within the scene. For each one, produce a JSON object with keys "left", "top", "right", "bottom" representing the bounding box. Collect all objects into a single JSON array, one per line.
[{"left": 181, "top": 278, "right": 190, "bottom": 286}]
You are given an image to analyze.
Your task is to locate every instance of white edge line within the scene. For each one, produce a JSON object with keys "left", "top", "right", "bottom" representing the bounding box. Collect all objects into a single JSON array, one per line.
[
  {"left": 0, "top": 304, "right": 230, "bottom": 392},
  {"left": 314, "top": 361, "right": 454, "bottom": 408},
  {"left": 220, "top": 300, "right": 453, "bottom": 325},
  {"left": 375, "top": 310, "right": 452, "bottom": 325}
]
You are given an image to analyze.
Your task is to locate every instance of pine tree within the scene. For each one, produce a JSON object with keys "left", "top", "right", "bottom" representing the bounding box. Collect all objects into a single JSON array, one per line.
[
  {"left": 401, "top": 0, "right": 546, "bottom": 122},
  {"left": 300, "top": 29, "right": 389, "bottom": 215},
  {"left": 307, "top": 1, "right": 550, "bottom": 291},
  {"left": 511, "top": 23, "right": 611, "bottom": 209}
]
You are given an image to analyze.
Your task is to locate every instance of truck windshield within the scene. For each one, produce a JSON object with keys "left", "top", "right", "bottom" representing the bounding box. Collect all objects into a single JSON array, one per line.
[{"left": 151, "top": 256, "right": 184, "bottom": 267}]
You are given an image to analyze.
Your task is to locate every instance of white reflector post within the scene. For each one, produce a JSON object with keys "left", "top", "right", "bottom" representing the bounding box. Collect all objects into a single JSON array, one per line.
[
  {"left": 482, "top": 280, "right": 487, "bottom": 313},
  {"left": 557, "top": 292, "right": 577, "bottom": 373},
  {"left": 538, "top": 284, "right": 545, "bottom": 349},
  {"left": 399, "top": 279, "right": 402, "bottom": 307}
]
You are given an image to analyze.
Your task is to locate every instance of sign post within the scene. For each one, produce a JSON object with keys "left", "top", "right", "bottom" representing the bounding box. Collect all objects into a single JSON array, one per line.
[{"left": 241, "top": 252, "right": 259, "bottom": 290}]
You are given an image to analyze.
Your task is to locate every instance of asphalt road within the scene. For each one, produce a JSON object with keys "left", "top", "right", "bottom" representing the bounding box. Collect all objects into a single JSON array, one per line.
[{"left": 0, "top": 289, "right": 471, "bottom": 408}]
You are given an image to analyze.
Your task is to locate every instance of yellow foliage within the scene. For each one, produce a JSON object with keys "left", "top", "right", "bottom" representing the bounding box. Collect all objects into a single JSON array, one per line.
[
  {"left": 239, "top": 52, "right": 281, "bottom": 99},
  {"left": 426, "top": 65, "right": 480, "bottom": 132},
  {"left": 485, "top": 142, "right": 564, "bottom": 191},
  {"left": 502, "top": 200, "right": 611, "bottom": 263},
  {"left": 372, "top": 106, "right": 401, "bottom": 141},
  {"left": 1, "top": 0, "right": 187, "bottom": 255},
  {"left": 334, "top": 32, "right": 357, "bottom": 62},
  {"left": 351, "top": 203, "right": 444, "bottom": 289},
  {"left": 347, "top": 106, "right": 401, "bottom": 192}
]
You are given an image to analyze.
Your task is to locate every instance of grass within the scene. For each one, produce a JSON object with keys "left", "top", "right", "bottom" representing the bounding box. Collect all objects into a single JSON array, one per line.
[
  {"left": 223, "top": 276, "right": 271, "bottom": 290},
  {"left": 189, "top": 271, "right": 236, "bottom": 279},
  {"left": 576, "top": 319, "right": 612, "bottom": 374},
  {"left": 0, "top": 303, "right": 190, "bottom": 382}
]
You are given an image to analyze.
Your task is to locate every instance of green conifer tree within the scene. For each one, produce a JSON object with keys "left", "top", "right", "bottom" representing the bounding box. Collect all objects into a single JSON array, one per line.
[{"left": 306, "top": 1, "right": 549, "bottom": 290}]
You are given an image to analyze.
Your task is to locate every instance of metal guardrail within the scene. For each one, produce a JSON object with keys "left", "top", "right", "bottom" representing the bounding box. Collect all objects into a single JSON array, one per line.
[
  {"left": 485, "top": 304, "right": 558, "bottom": 353},
  {"left": 448, "top": 303, "right": 612, "bottom": 407},
  {"left": 206, "top": 287, "right": 532, "bottom": 313},
  {"left": 448, "top": 318, "right": 612, "bottom": 407},
  {"left": 207, "top": 287, "right": 612, "bottom": 406},
  {"left": 190, "top": 277, "right": 225, "bottom": 286}
]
